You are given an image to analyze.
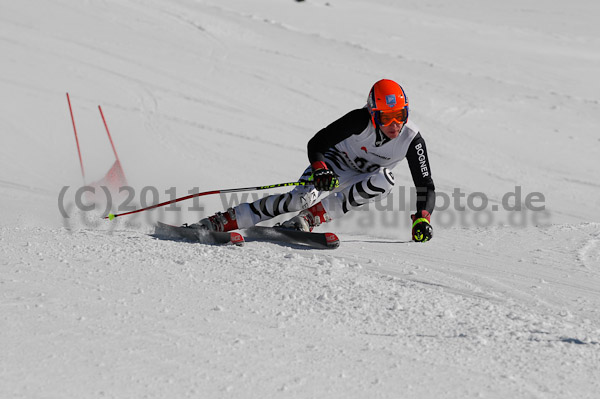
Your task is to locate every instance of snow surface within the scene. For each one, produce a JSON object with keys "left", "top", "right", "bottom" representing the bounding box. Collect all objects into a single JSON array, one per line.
[{"left": 1, "top": 0, "right": 600, "bottom": 397}]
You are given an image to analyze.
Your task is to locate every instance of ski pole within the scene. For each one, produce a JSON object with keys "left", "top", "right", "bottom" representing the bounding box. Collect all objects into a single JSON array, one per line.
[{"left": 104, "top": 181, "right": 310, "bottom": 220}]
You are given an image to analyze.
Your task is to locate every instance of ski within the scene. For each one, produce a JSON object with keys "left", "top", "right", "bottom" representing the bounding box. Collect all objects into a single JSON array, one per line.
[
  {"left": 153, "top": 223, "right": 338, "bottom": 249},
  {"left": 242, "top": 226, "right": 340, "bottom": 249},
  {"left": 154, "top": 222, "right": 244, "bottom": 246}
]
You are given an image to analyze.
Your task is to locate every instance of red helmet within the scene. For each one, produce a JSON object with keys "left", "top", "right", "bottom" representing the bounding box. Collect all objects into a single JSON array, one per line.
[{"left": 366, "top": 79, "right": 409, "bottom": 127}]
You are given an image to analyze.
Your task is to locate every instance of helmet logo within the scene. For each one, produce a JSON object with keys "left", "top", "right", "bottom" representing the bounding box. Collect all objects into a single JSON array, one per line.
[{"left": 385, "top": 95, "right": 396, "bottom": 108}]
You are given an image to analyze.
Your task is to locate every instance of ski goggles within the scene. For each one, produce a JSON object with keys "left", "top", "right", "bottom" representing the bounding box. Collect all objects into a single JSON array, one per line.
[{"left": 375, "top": 107, "right": 408, "bottom": 126}]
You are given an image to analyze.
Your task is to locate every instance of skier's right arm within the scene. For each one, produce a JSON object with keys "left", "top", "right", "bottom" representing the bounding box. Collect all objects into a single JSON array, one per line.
[
  {"left": 307, "top": 108, "right": 370, "bottom": 166},
  {"left": 305, "top": 108, "right": 370, "bottom": 191}
]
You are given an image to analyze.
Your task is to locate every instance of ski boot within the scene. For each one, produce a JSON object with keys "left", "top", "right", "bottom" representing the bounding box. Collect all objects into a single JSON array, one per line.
[
  {"left": 190, "top": 208, "right": 239, "bottom": 232},
  {"left": 281, "top": 203, "right": 329, "bottom": 232}
]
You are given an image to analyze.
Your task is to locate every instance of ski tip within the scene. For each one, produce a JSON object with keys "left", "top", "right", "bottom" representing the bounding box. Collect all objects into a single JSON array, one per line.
[
  {"left": 324, "top": 232, "right": 340, "bottom": 249},
  {"left": 230, "top": 232, "right": 245, "bottom": 246}
]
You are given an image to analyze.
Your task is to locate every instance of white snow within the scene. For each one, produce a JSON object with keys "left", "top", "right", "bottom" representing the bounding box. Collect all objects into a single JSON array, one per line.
[{"left": 1, "top": 0, "right": 599, "bottom": 398}]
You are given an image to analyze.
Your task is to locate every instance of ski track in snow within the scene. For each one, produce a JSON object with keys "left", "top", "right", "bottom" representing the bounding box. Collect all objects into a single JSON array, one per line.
[
  {"left": 578, "top": 234, "right": 600, "bottom": 271},
  {"left": 1, "top": 0, "right": 600, "bottom": 397}
]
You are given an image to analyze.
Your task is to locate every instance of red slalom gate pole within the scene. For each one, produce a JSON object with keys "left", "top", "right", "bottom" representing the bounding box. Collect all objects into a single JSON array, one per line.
[
  {"left": 66, "top": 93, "right": 85, "bottom": 181},
  {"left": 98, "top": 105, "right": 121, "bottom": 164},
  {"left": 104, "top": 181, "right": 310, "bottom": 220}
]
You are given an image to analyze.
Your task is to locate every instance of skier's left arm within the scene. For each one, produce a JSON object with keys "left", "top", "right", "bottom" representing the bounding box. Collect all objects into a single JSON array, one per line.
[{"left": 406, "top": 133, "right": 436, "bottom": 242}]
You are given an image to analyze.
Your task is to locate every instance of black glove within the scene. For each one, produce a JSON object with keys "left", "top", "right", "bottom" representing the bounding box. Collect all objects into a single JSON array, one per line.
[
  {"left": 310, "top": 164, "right": 339, "bottom": 191},
  {"left": 411, "top": 210, "right": 433, "bottom": 242}
]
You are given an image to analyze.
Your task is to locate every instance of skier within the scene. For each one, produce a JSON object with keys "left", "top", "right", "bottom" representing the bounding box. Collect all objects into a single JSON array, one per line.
[{"left": 194, "top": 79, "right": 435, "bottom": 242}]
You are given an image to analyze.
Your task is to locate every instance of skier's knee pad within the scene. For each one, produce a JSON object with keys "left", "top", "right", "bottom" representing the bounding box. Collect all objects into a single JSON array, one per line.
[
  {"left": 289, "top": 186, "right": 320, "bottom": 210},
  {"left": 368, "top": 168, "right": 395, "bottom": 195}
]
